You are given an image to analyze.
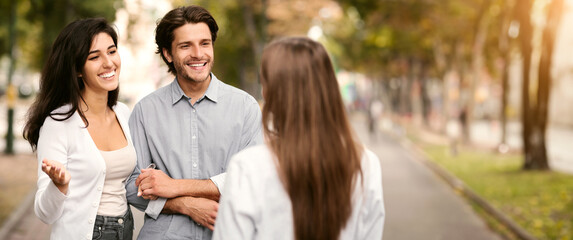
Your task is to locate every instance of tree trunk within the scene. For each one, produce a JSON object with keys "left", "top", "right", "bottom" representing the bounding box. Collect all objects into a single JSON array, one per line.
[
  {"left": 400, "top": 58, "right": 413, "bottom": 116},
  {"left": 5, "top": 0, "right": 17, "bottom": 154},
  {"left": 516, "top": 0, "right": 534, "bottom": 169},
  {"left": 467, "top": 0, "right": 491, "bottom": 144},
  {"left": 432, "top": 39, "right": 450, "bottom": 133},
  {"left": 400, "top": 75, "right": 413, "bottom": 116},
  {"left": 420, "top": 64, "right": 432, "bottom": 127},
  {"left": 499, "top": 53, "right": 510, "bottom": 146},
  {"left": 458, "top": 64, "right": 470, "bottom": 144},
  {"left": 525, "top": 0, "right": 564, "bottom": 170},
  {"left": 498, "top": 0, "right": 512, "bottom": 147},
  {"left": 240, "top": 0, "right": 267, "bottom": 98}
]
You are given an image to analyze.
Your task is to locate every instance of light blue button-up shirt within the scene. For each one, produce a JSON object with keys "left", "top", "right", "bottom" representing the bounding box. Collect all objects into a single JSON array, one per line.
[{"left": 126, "top": 74, "right": 263, "bottom": 239}]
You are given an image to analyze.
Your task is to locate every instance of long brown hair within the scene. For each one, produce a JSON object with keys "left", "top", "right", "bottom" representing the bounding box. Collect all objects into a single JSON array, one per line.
[{"left": 260, "top": 37, "right": 363, "bottom": 240}]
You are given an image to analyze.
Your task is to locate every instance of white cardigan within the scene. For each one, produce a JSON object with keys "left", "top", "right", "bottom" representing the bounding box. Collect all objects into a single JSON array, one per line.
[
  {"left": 214, "top": 145, "right": 385, "bottom": 240},
  {"left": 34, "top": 102, "right": 134, "bottom": 240}
]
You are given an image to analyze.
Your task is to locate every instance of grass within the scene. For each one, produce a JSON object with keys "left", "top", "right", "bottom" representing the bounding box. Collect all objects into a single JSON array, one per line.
[{"left": 415, "top": 141, "right": 573, "bottom": 240}]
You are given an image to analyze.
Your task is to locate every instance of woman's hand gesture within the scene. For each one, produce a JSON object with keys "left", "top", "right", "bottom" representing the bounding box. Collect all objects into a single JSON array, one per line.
[{"left": 41, "top": 159, "right": 71, "bottom": 194}]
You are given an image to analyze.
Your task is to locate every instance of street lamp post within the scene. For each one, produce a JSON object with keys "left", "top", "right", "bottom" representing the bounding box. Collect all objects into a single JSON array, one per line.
[{"left": 5, "top": 0, "right": 17, "bottom": 155}]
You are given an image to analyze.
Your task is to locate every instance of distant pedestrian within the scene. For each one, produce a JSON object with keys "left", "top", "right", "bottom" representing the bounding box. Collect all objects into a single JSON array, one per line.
[
  {"left": 368, "top": 99, "right": 384, "bottom": 141},
  {"left": 213, "top": 37, "right": 385, "bottom": 240},
  {"left": 23, "top": 18, "right": 135, "bottom": 239}
]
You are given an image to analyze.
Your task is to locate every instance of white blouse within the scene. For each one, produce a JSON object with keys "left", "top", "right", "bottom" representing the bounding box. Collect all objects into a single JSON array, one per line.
[
  {"left": 34, "top": 102, "right": 135, "bottom": 240},
  {"left": 213, "top": 145, "right": 385, "bottom": 240}
]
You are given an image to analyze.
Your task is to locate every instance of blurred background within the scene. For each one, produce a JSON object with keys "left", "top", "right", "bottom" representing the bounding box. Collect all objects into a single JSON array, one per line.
[{"left": 0, "top": 0, "right": 572, "bottom": 239}]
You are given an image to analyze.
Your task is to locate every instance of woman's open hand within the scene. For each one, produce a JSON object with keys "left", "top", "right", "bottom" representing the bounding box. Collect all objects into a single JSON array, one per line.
[{"left": 41, "top": 159, "right": 71, "bottom": 194}]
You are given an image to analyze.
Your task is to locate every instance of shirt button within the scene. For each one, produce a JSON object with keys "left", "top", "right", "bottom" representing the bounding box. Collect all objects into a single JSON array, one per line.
[
  {"left": 192, "top": 135, "right": 197, "bottom": 139},
  {"left": 97, "top": 186, "right": 102, "bottom": 191},
  {"left": 193, "top": 163, "right": 197, "bottom": 168},
  {"left": 193, "top": 109, "right": 196, "bottom": 113},
  {"left": 118, "top": 218, "right": 124, "bottom": 224},
  {"left": 93, "top": 202, "right": 98, "bottom": 207},
  {"left": 86, "top": 234, "right": 91, "bottom": 239},
  {"left": 88, "top": 219, "right": 93, "bottom": 224}
]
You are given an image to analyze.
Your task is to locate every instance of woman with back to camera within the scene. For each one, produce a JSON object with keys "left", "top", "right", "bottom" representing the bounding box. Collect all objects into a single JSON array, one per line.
[
  {"left": 213, "top": 37, "right": 385, "bottom": 240},
  {"left": 23, "top": 18, "right": 136, "bottom": 240}
]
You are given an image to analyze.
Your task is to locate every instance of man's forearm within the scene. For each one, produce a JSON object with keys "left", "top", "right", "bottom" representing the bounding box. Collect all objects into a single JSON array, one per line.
[
  {"left": 137, "top": 170, "right": 221, "bottom": 201},
  {"left": 162, "top": 196, "right": 219, "bottom": 230},
  {"left": 162, "top": 197, "right": 180, "bottom": 214},
  {"left": 160, "top": 179, "right": 220, "bottom": 215},
  {"left": 173, "top": 179, "right": 220, "bottom": 201}
]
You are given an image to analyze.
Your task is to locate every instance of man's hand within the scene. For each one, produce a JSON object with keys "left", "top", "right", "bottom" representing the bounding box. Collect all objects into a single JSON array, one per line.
[
  {"left": 166, "top": 196, "right": 219, "bottom": 231},
  {"left": 136, "top": 168, "right": 178, "bottom": 199}
]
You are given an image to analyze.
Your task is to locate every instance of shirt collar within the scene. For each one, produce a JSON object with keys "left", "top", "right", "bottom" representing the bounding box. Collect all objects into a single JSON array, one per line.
[{"left": 170, "top": 73, "right": 220, "bottom": 105}]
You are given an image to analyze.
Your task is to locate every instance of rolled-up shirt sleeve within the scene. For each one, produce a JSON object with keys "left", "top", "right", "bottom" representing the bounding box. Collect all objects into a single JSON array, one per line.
[
  {"left": 145, "top": 198, "right": 167, "bottom": 219},
  {"left": 209, "top": 172, "right": 227, "bottom": 194}
]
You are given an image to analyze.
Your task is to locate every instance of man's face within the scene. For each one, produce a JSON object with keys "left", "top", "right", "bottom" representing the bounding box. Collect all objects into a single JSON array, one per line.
[{"left": 164, "top": 22, "right": 214, "bottom": 83}]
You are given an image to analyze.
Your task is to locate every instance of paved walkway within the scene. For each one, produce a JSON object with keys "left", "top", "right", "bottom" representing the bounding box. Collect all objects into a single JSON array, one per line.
[{"left": 353, "top": 113, "right": 502, "bottom": 240}]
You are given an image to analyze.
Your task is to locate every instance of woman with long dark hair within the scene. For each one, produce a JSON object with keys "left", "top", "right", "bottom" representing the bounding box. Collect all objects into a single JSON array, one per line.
[
  {"left": 214, "top": 37, "right": 385, "bottom": 240},
  {"left": 23, "top": 18, "right": 135, "bottom": 239}
]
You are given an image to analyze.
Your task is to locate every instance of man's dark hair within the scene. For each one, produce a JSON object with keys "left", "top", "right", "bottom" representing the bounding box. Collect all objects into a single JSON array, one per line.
[{"left": 155, "top": 5, "right": 219, "bottom": 74}]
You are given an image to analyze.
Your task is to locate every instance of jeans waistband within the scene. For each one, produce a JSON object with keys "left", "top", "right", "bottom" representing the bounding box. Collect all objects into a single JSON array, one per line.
[{"left": 95, "top": 208, "right": 132, "bottom": 228}]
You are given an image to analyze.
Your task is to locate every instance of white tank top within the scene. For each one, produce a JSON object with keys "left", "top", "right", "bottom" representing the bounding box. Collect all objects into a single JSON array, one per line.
[{"left": 97, "top": 141, "right": 137, "bottom": 216}]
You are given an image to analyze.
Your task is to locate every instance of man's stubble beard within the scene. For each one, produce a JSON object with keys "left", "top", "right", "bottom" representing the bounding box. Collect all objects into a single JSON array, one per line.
[{"left": 175, "top": 59, "right": 214, "bottom": 83}]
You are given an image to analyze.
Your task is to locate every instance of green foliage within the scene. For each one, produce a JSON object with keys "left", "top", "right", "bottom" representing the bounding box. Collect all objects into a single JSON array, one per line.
[
  {"left": 0, "top": 0, "right": 10, "bottom": 57},
  {"left": 211, "top": 0, "right": 260, "bottom": 88},
  {"left": 30, "top": 0, "right": 122, "bottom": 70},
  {"left": 326, "top": 0, "right": 439, "bottom": 78},
  {"left": 422, "top": 144, "right": 573, "bottom": 240},
  {"left": 328, "top": 0, "right": 516, "bottom": 81},
  {"left": 0, "top": 0, "right": 123, "bottom": 71}
]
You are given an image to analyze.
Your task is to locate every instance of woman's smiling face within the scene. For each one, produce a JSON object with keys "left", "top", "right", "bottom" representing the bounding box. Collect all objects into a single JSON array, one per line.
[{"left": 81, "top": 32, "right": 121, "bottom": 94}]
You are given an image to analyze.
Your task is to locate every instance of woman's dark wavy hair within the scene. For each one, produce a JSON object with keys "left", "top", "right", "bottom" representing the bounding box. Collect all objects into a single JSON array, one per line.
[
  {"left": 155, "top": 5, "right": 218, "bottom": 75},
  {"left": 23, "top": 18, "right": 119, "bottom": 151}
]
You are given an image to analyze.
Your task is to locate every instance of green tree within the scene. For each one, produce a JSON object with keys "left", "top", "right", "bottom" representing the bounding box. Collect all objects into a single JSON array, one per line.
[
  {"left": 496, "top": 0, "right": 516, "bottom": 149},
  {"left": 517, "top": 0, "right": 565, "bottom": 170},
  {"left": 0, "top": 0, "right": 10, "bottom": 58},
  {"left": 330, "top": 0, "right": 436, "bottom": 118},
  {"left": 25, "top": 0, "right": 121, "bottom": 70},
  {"left": 330, "top": 0, "right": 564, "bottom": 171},
  {"left": 0, "top": 0, "right": 121, "bottom": 70}
]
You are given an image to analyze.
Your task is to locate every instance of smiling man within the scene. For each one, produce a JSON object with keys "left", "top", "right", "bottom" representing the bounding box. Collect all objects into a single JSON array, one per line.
[{"left": 125, "top": 5, "right": 263, "bottom": 240}]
